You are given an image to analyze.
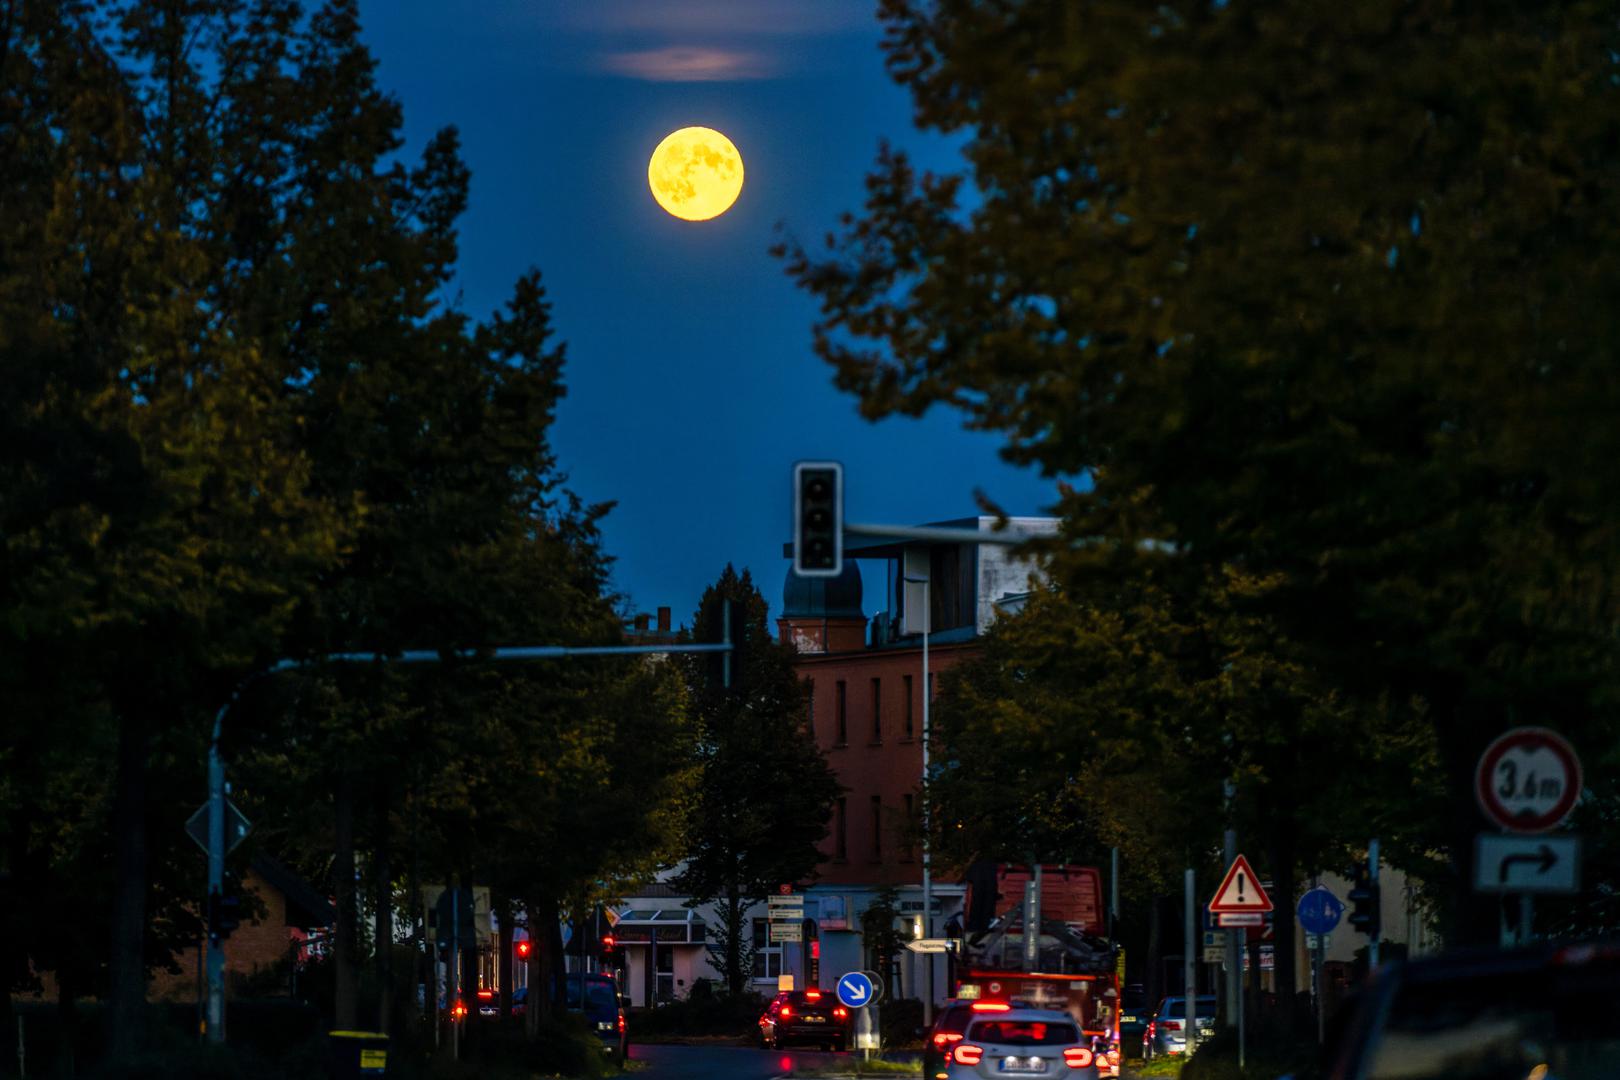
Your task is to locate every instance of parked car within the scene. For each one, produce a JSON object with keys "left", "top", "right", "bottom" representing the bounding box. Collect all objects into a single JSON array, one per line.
[
  {"left": 565, "top": 972, "right": 630, "bottom": 1064},
  {"left": 758, "top": 988, "right": 853, "bottom": 1051},
  {"left": 1142, "top": 995, "right": 1216, "bottom": 1059},
  {"left": 1316, "top": 941, "right": 1620, "bottom": 1080},
  {"left": 922, "top": 1000, "right": 976, "bottom": 1077},
  {"left": 1116, "top": 984, "right": 1148, "bottom": 1059},
  {"left": 475, "top": 988, "right": 499, "bottom": 1018},
  {"left": 941, "top": 1003, "right": 1099, "bottom": 1078}
]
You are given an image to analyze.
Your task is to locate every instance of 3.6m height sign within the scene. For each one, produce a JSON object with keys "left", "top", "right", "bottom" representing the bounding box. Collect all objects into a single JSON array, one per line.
[{"left": 1475, "top": 727, "right": 1582, "bottom": 834}]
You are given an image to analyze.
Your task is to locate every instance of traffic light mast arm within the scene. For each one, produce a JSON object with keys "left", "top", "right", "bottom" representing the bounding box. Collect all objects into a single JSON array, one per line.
[{"left": 843, "top": 522, "right": 1039, "bottom": 546}]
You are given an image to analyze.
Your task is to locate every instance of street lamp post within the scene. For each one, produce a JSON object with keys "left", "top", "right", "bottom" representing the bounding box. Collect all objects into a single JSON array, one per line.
[{"left": 902, "top": 565, "right": 933, "bottom": 1026}]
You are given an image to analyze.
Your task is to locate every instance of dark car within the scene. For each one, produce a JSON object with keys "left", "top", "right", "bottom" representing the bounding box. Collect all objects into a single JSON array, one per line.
[
  {"left": 566, "top": 972, "right": 629, "bottom": 1064},
  {"left": 923, "top": 1000, "right": 976, "bottom": 1078},
  {"left": 1116, "top": 984, "right": 1148, "bottom": 1059},
  {"left": 758, "top": 988, "right": 852, "bottom": 1051},
  {"left": 1317, "top": 941, "right": 1620, "bottom": 1080}
]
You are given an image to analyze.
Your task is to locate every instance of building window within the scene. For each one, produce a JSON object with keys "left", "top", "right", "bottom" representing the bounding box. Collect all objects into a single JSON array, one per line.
[
  {"left": 927, "top": 672, "right": 935, "bottom": 703},
  {"left": 902, "top": 794, "right": 915, "bottom": 862},
  {"left": 835, "top": 797, "right": 847, "bottom": 860},
  {"left": 836, "top": 681, "right": 847, "bottom": 745},
  {"left": 871, "top": 795, "right": 883, "bottom": 860},
  {"left": 903, "top": 675, "right": 914, "bottom": 740},
  {"left": 751, "top": 918, "right": 783, "bottom": 978},
  {"left": 805, "top": 678, "right": 815, "bottom": 737},
  {"left": 870, "top": 677, "right": 882, "bottom": 743}
]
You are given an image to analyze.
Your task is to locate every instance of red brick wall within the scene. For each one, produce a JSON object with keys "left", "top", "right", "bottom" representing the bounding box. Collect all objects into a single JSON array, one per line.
[
  {"left": 793, "top": 641, "right": 977, "bottom": 887},
  {"left": 149, "top": 869, "right": 299, "bottom": 1002}
]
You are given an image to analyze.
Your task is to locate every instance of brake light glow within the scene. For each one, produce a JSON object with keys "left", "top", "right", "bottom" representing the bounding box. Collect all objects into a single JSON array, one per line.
[
  {"left": 805, "top": 989, "right": 821, "bottom": 1000},
  {"left": 971, "top": 1001, "right": 1011, "bottom": 1012},
  {"left": 477, "top": 990, "right": 494, "bottom": 1000},
  {"left": 780, "top": 1006, "right": 793, "bottom": 1019},
  {"left": 450, "top": 1000, "right": 468, "bottom": 1020},
  {"left": 834, "top": 1007, "right": 848, "bottom": 1019},
  {"left": 1064, "top": 1047, "right": 1095, "bottom": 1069},
  {"left": 1161, "top": 1019, "right": 1182, "bottom": 1031},
  {"left": 932, "top": 1031, "right": 963, "bottom": 1048},
  {"left": 952, "top": 1044, "right": 984, "bottom": 1066},
  {"left": 618, "top": 1014, "right": 626, "bottom": 1033}
]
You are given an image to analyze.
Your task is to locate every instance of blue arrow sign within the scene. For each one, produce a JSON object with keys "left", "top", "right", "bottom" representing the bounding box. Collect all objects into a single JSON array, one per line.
[
  {"left": 836, "top": 971, "right": 874, "bottom": 1009},
  {"left": 1296, "top": 886, "right": 1345, "bottom": 936}
]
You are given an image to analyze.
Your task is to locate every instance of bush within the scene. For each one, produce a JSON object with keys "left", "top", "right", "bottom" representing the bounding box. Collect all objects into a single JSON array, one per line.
[
  {"left": 446, "top": 1013, "right": 612, "bottom": 1079},
  {"left": 628, "top": 989, "right": 766, "bottom": 1039},
  {"left": 877, "top": 998, "right": 923, "bottom": 1049},
  {"left": 1180, "top": 1026, "right": 1322, "bottom": 1080}
]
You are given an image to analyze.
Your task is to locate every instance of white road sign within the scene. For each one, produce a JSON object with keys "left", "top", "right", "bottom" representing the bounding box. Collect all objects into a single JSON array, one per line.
[
  {"left": 1474, "top": 834, "right": 1581, "bottom": 894},
  {"left": 1474, "top": 727, "right": 1582, "bottom": 833},
  {"left": 904, "top": 938, "right": 952, "bottom": 954},
  {"left": 769, "top": 921, "right": 804, "bottom": 943}
]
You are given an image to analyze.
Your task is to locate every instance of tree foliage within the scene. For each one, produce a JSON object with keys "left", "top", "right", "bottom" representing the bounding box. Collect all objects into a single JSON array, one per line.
[
  {"left": 675, "top": 567, "right": 841, "bottom": 994},
  {"left": 780, "top": 0, "right": 1620, "bottom": 942}
]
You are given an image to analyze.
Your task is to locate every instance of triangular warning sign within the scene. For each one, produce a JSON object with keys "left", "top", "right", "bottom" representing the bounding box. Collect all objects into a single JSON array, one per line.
[{"left": 1208, "top": 854, "right": 1273, "bottom": 913}]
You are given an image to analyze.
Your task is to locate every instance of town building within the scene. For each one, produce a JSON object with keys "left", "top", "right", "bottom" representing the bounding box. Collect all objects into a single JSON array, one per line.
[{"left": 777, "top": 516, "right": 1058, "bottom": 1006}]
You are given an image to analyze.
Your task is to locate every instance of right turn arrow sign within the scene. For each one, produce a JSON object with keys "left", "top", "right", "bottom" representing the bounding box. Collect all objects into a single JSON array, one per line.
[{"left": 1474, "top": 833, "right": 1580, "bottom": 894}]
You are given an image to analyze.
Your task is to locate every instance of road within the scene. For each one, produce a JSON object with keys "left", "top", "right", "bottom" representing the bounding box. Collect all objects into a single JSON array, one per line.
[{"left": 631, "top": 1043, "right": 899, "bottom": 1079}]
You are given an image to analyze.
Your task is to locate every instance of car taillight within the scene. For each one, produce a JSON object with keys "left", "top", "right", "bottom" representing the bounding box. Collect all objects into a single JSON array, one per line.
[
  {"left": 805, "top": 989, "right": 822, "bottom": 1000},
  {"left": 1064, "top": 1047, "right": 1095, "bottom": 1069},
  {"left": 972, "top": 1001, "right": 1011, "bottom": 1012},
  {"left": 1161, "top": 1019, "right": 1182, "bottom": 1031},
  {"left": 1145, "top": 1022, "right": 1155, "bottom": 1038},
  {"left": 933, "top": 1032, "right": 963, "bottom": 1048},
  {"left": 834, "top": 1007, "right": 848, "bottom": 1019},
  {"left": 780, "top": 1006, "right": 793, "bottom": 1019},
  {"left": 618, "top": 1014, "right": 625, "bottom": 1032},
  {"left": 952, "top": 1044, "right": 984, "bottom": 1066}
]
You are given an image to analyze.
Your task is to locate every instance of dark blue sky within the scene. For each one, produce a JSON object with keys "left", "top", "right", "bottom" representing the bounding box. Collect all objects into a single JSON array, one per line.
[{"left": 359, "top": 1, "right": 1056, "bottom": 624}]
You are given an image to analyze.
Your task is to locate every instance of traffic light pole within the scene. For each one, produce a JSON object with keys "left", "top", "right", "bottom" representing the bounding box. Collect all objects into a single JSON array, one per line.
[
  {"left": 1368, "top": 839, "right": 1380, "bottom": 968},
  {"left": 204, "top": 637, "right": 735, "bottom": 1044}
]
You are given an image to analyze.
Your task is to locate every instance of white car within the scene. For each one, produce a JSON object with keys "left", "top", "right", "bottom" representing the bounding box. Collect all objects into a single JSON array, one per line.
[{"left": 940, "top": 1003, "right": 1100, "bottom": 1078}]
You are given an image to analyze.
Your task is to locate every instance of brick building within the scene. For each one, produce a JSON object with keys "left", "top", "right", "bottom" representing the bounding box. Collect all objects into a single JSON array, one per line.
[
  {"left": 775, "top": 516, "right": 1057, "bottom": 1006},
  {"left": 149, "top": 853, "right": 335, "bottom": 1002}
]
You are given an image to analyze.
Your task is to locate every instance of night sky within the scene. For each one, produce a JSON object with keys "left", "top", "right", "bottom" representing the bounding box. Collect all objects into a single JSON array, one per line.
[{"left": 359, "top": 1, "right": 1057, "bottom": 625}]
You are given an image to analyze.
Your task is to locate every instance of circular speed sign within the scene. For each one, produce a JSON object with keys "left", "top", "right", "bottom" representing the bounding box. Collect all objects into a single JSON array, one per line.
[{"left": 1474, "top": 727, "right": 1582, "bottom": 833}]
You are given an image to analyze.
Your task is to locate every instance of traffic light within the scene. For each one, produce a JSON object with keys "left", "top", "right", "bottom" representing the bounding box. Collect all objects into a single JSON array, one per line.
[
  {"left": 793, "top": 461, "right": 843, "bottom": 577},
  {"left": 1348, "top": 867, "right": 1380, "bottom": 939},
  {"left": 601, "top": 934, "right": 615, "bottom": 958},
  {"left": 516, "top": 939, "right": 531, "bottom": 961},
  {"left": 207, "top": 887, "right": 241, "bottom": 941}
]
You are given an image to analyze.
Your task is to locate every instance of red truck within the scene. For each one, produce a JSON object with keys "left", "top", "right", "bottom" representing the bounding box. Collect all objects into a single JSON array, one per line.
[{"left": 956, "top": 864, "right": 1122, "bottom": 1076}]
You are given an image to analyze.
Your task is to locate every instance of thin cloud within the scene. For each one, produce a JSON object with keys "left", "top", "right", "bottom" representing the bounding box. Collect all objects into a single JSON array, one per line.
[
  {"left": 599, "top": 45, "right": 778, "bottom": 82},
  {"left": 559, "top": 0, "right": 872, "bottom": 37}
]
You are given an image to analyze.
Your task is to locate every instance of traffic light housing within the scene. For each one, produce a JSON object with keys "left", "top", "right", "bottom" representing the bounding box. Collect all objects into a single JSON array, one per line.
[
  {"left": 601, "top": 934, "right": 615, "bottom": 958},
  {"left": 207, "top": 887, "right": 241, "bottom": 941},
  {"left": 793, "top": 462, "right": 843, "bottom": 577},
  {"left": 516, "top": 939, "right": 531, "bottom": 961},
  {"left": 1348, "top": 868, "right": 1380, "bottom": 939}
]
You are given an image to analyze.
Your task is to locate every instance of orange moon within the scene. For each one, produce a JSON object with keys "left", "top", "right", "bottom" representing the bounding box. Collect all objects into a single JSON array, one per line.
[{"left": 647, "top": 127, "right": 744, "bottom": 221}]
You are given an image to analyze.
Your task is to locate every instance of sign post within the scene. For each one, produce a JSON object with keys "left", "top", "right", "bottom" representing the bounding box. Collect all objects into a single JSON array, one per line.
[
  {"left": 1296, "top": 886, "right": 1343, "bottom": 1044},
  {"left": 1209, "top": 855, "right": 1271, "bottom": 1068},
  {"left": 1473, "top": 727, "right": 1583, "bottom": 946}
]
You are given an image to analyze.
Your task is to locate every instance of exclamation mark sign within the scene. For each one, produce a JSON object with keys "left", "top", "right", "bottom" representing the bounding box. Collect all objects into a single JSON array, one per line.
[{"left": 1237, "top": 874, "right": 1246, "bottom": 903}]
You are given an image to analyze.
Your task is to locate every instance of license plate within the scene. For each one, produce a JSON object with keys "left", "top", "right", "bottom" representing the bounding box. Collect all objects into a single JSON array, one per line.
[
  {"left": 1121, "top": 1015, "right": 1137, "bottom": 1023},
  {"left": 999, "top": 1057, "right": 1048, "bottom": 1073}
]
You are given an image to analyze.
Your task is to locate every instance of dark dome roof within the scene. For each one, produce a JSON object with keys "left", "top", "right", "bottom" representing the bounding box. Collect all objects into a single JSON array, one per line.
[{"left": 782, "top": 563, "right": 864, "bottom": 619}]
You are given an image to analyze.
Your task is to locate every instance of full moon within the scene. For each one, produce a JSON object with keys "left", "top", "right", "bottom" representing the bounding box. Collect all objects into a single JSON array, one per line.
[{"left": 647, "top": 127, "right": 744, "bottom": 222}]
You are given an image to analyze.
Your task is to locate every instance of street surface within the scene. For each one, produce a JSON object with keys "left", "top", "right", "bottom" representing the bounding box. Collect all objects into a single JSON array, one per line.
[{"left": 631, "top": 1043, "right": 900, "bottom": 1079}]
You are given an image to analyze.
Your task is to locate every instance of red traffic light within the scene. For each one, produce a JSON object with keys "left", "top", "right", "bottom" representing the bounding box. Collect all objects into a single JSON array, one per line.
[
  {"left": 451, "top": 999, "right": 468, "bottom": 1020},
  {"left": 601, "top": 934, "right": 615, "bottom": 952},
  {"left": 516, "top": 940, "right": 531, "bottom": 959}
]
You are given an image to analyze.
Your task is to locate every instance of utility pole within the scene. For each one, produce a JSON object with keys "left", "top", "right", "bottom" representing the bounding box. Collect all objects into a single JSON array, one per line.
[
  {"left": 1368, "top": 839, "right": 1381, "bottom": 968},
  {"left": 1184, "top": 869, "right": 1196, "bottom": 1054},
  {"left": 1224, "top": 779, "right": 1243, "bottom": 1071}
]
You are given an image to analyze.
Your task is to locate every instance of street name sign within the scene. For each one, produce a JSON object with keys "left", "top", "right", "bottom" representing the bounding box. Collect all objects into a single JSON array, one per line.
[
  {"left": 836, "top": 971, "right": 875, "bottom": 1009},
  {"left": 904, "top": 938, "right": 952, "bottom": 954},
  {"left": 1296, "top": 886, "right": 1345, "bottom": 936},
  {"left": 1475, "top": 727, "right": 1582, "bottom": 833},
  {"left": 769, "top": 921, "right": 804, "bottom": 943},
  {"left": 186, "top": 800, "right": 251, "bottom": 856},
  {"left": 1216, "top": 912, "right": 1264, "bottom": 926},
  {"left": 1474, "top": 834, "right": 1581, "bottom": 894},
  {"left": 1209, "top": 854, "right": 1273, "bottom": 914}
]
